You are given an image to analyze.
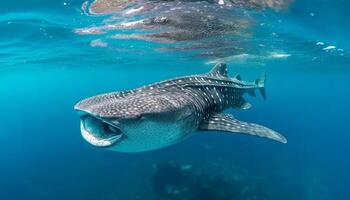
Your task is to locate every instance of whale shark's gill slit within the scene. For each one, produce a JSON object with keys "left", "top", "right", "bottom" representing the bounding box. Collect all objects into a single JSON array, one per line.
[
  {"left": 107, "top": 124, "right": 120, "bottom": 133},
  {"left": 100, "top": 121, "right": 120, "bottom": 134}
]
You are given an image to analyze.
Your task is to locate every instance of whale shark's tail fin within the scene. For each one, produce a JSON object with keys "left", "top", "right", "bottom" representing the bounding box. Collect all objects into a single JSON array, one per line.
[{"left": 255, "top": 73, "right": 266, "bottom": 100}]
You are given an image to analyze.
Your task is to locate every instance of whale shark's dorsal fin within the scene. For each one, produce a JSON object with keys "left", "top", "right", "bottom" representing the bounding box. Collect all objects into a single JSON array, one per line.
[
  {"left": 198, "top": 113, "right": 287, "bottom": 144},
  {"left": 208, "top": 63, "right": 228, "bottom": 77}
]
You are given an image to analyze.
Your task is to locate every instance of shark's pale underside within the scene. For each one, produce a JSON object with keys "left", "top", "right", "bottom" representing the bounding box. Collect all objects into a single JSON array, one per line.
[{"left": 74, "top": 63, "right": 287, "bottom": 152}]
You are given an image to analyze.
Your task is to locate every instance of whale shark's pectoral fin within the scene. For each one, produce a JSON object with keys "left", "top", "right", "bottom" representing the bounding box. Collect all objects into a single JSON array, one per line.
[{"left": 198, "top": 113, "right": 287, "bottom": 144}]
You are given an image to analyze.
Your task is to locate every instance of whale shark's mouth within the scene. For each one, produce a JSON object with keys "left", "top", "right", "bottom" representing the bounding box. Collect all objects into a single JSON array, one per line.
[{"left": 80, "top": 116, "right": 124, "bottom": 147}]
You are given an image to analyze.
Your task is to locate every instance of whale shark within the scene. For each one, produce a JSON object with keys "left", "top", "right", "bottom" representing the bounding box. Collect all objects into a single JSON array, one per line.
[{"left": 74, "top": 63, "right": 287, "bottom": 152}]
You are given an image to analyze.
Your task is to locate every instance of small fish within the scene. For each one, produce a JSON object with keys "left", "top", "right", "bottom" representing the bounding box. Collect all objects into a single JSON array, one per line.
[{"left": 74, "top": 63, "right": 287, "bottom": 152}]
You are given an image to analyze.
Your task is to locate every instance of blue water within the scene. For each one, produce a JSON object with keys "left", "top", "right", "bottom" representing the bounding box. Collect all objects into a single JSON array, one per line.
[{"left": 1, "top": 0, "right": 350, "bottom": 199}]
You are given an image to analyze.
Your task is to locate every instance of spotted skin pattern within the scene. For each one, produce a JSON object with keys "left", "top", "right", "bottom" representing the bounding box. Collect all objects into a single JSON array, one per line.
[{"left": 75, "top": 63, "right": 287, "bottom": 152}]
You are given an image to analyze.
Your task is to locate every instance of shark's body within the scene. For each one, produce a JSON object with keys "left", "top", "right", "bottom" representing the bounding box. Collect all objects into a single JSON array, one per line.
[{"left": 74, "top": 63, "right": 287, "bottom": 152}]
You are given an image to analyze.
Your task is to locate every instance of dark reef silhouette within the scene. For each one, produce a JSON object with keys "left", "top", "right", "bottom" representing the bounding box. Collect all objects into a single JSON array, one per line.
[{"left": 152, "top": 161, "right": 275, "bottom": 200}]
